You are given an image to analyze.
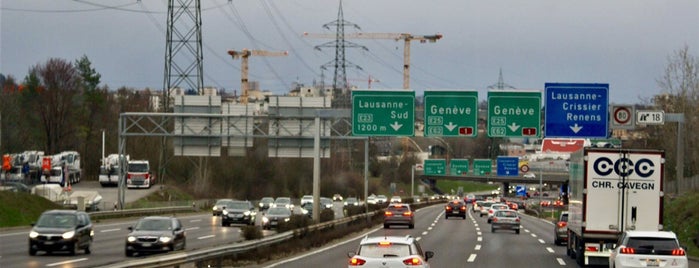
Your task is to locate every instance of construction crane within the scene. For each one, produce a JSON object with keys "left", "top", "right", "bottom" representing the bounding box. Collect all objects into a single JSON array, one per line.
[
  {"left": 347, "top": 75, "right": 380, "bottom": 89},
  {"left": 303, "top": 32, "right": 443, "bottom": 89},
  {"left": 228, "top": 49, "right": 288, "bottom": 104}
]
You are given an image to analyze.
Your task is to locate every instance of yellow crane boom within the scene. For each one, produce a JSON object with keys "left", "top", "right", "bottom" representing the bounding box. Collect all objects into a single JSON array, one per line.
[
  {"left": 228, "top": 49, "right": 288, "bottom": 104},
  {"left": 303, "top": 32, "right": 443, "bottom": 89}
]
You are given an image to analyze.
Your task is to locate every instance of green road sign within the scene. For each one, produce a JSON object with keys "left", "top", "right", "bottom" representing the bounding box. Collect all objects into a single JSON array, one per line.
[
  {"left": 449, "top": 159, "right": 470, "bottom": 175},
  {"left": 474, "top": 159, "right": 492, "bottom": 175},
  {"left": 487, "top": 90, "right": 541, "bottom": 138},
  {"left": 424, "top": 159, "right": 446, "bottom": 175},
  {"left": 352, "top": 90, "right": 415, "bottom": 136},
  {"left": 424, "top": 90, "right": 478, "bottom": 137}
]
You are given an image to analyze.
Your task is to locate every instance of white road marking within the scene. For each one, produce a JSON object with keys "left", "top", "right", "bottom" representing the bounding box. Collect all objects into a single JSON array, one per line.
[
  {"left": 556, "top": 258, "right": 566, "bottom": 265},
  {"left": 477, "top": 231, "right": 482, "bottom": 236},
  {"left": 531, "top": 233, "right": 538, "bottom": 238},
  {"left": 47, "top": 258, "right": 88, "bottom": 267},
  {"left": 427, "top": 227, "right": 433, "bottom": 231},
  {"left": 525, "top": 229, "right": 531, "bottom": 233},
  {"left": 538, "top": 239, "right": 545, "bottom": 244},
  {"left": 546, "top": 247, "right": 555, "bottom": 253},
  {"left": 467, "top": 254, "right": 477, "bottom": 262},
  {"left": 198, "top": 235, "right": 215, "bottom": 240},
  {"left": 475, "top": 244, "right": 481, "bottom": 250},
  {"left": 422, "top": 231, "right": 428, "bottom": 236},
  {"left": 477, "top": 237, "right": 482, "bottom": 242},
  {"left": 416, "top": 237, "right": 421, "bottom": 241},
  {"left": 185, "top": 227, "right": 200, "bottom": 231},
  {"left": 189, "top": 219, "right": 202, "bottom": 223},
  {"left": 100, "top": 228, "right": 120, "bottom": 233}
]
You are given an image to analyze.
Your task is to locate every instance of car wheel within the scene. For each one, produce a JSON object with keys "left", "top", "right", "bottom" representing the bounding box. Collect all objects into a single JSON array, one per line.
[
  {"left": 29, "top": 246, "right": 37, "bottom": 256},
  {"left": 487, "top": 219, "right": 491, "bottom": 223},
  {"left": 409, "top": 224, "right": 414, "bottom": 229},
  {"left": 516, "top": 229, "right": 520, "bottom": 234},
  {"left": 491, "top": 227, "right": 495, "bottom": 233},
  {"left": 125, "top": 249, "right": 133, "bottom": 257},
  {"left": 69, "top": 242, "right": 77, "bottom": 255},
  {"left": 84, "top": 245, "right": 91, "bottom": 254},
  {"left": 384, "top": 224, "right": 389, "bottom": 229},
  {"left": 462, "top": 215, "right": 466, "bottom": 219}
]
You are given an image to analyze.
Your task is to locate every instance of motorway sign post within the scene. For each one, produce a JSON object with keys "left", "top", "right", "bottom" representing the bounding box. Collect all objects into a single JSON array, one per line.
[
  {"left": 424, "top": 159, "right": 446, "bottom": 175},
  {"left": 487, "top": 90, "right": 541, "bottom": 138},
  {"left": 473, "top": 159, "right": 492, "bottom": 175},
  {"left": 352, "top": 90, "right": 415, "bottom": 136},
  {"left": 424, "top": 90, "right": 478, "bottom": 137},
  {"left": 497, "top": 156, "right": 519, "bottom": 177},
  {"left": 544, "top": 83, "right": 609, "bottom": 138},
  {"left": 449, "top": 159, "right": 470, "bottom": 175}
]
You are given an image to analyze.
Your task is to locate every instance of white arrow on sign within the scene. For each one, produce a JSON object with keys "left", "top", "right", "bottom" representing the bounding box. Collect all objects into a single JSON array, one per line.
[
  {"left": 570, "top": 123, "right": 583, "bottom": 133},
  {"left": 445, "top": 122, "right": 457, "bottom": 131},
  {"left": 507, "top": 123, "right": 520, "bottom": 132},
  {"left": 390, "top": 122, "right": 403, "bottom": 131}
]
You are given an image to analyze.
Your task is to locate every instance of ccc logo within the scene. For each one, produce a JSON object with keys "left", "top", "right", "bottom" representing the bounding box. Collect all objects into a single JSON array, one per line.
[{"left": 593, "top": 157, "right": 655, "bottom": 178}]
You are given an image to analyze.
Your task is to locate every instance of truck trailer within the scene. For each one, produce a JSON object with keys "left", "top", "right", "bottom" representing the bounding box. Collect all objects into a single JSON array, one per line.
[{"left": 566, "top": 148, "right": 664, "bottom": 266}]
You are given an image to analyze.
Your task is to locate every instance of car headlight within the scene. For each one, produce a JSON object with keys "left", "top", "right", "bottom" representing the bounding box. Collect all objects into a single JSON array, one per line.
[
  {"left": 159, "top": 236, "right": 172, "bottom": 243},
  {"left": 213, "top": 206, "right": 218, "bottom": 210},
  {"left": 29, "top": 231, "right": 39, "bottom": 239},
  {"left": 222, "top": 210, "right": 229, "bottom": 215},
  {"left": 127, "top": 236, "right": 136, "bottom": 242},
  {"left": 284, "top": 218, "right": 291, "bottom": 222},
  {"left": 244, "top": 211, "right": 250, "bottom": 216},
  {"left": 301, "top": 209, "right": 308, "bottom": 214},
  {"left": 262, "top": 217, "right": 269, "bottom": 224},
  {"left": 62, "top": 231, "right": 75, "bottom": 239},
  {"left": 259, "top": 203, "right": 263, "bottom": 207}
]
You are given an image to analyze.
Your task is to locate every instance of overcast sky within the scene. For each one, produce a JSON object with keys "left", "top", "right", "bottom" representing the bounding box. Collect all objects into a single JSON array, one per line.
[{"left": 2, "top": 0, "right": 698, "bottom": 103}]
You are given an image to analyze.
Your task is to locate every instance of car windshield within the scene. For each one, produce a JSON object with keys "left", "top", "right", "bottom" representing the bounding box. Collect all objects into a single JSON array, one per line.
[
  {"left": 134, "top": 218, "right": 172, "bottom": 231},
  {"left": 261, "top": 197, "right": 274, "bottom": 203},
  {"left": 275, "top": 198, "right": 290, "bottom": 204},
  {"left": 387, "top": 205, "right": 410, "bottom": 213},
  {"left": 224, "top": 201, "right": 249, "bottom": 210},
  {"left": 627, "top": 237, "right": 679, "bottom": 250},
  {"left": 267, "top": 208, "right": 291, "bottom": 216},
  {"left": 215, "top": 199, "right": 232, "bottom": 206},
  {"left": 36, "top": 213, "right": 77, "bottom": 228},
  {"left": 560, "top": 213, "right": 569, "bottom": 222},
  {"left": 347, "top": 198, "right": 357, "bottom": 202},
  {"left": 359, "top": 243, "right": 411, "bottom": 258},
  {"left": 495, "top": 210, "right": 518, "bottom": 217},
  {"left": 128, "top": 163, "right": 149, "bottom": 172},
  {"left": 492, "top": 204, "right": 509, "bottom": 210}
]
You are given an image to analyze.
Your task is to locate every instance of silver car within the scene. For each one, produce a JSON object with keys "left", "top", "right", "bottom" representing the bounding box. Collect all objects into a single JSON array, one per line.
[{"left": 490, "top": 209, "right": 521, "bottom": 234}]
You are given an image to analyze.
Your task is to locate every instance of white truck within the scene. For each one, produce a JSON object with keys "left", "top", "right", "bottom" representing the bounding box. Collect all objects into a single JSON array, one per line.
[
  {"left": 40, "top": 151, "right": 82, "bottom": 186},
  {"left": 566, "top": 148, "right": 664, "bottom": 266},
  {"left": 99, "top": 154, "right": 129, "bottom": 187},
  {"left": 126, "top": 160, "right": 154, "bottom": 189}
]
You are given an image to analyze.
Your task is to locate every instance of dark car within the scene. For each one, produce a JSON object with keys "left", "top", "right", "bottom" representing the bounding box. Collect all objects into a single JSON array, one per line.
[
  {"left": 445, "top": 200, "right": 467, "bottom": 219},
  {"left": 221, "top": 200, "right": 256, "bottom": 226},
  {"left": 262, "top": 207, "right": 292, "bottom": 230},
  {"left": 29, "top": 210, "right": 94, "bottom": 256},
  {"left": 383, "top": 203, "right": 414, "bottom": 229},
  {"left": 301, "top": 202, "right": 314, "bottom": 218},
  {"left": 212, "top": 198, "right": 234, "bottom": 216},
  {"left": 554, "top": 211, "right": 569, "bottom": 245},
  {"left": 125, "top": 216, "right": 186, "bottom": 256}
]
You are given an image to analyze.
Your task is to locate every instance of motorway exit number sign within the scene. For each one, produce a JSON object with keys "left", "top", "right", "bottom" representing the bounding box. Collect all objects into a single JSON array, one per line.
[
  {"left": 487, "top": 90, "right": 541, "bottom": 138},
  {"left": 352, "top": 90, "right": 415, "bottom": 136}
]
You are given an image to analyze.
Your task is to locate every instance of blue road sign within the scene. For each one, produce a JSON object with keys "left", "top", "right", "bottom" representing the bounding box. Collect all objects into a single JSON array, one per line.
[
  {"left": 544, "top": 83, "right": 609, "bottom": 138},
  {"left": 516, "top": 185, "right": 527, "bottom": 197},
  {"left": 496, "top": 156, "right": 519, "bottom": 177}
]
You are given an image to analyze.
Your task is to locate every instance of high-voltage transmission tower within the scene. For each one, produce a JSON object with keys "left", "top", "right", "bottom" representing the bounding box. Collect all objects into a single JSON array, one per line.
[
  {"left": 163, "top": 0, "right": 204, "bottom": 104},
  {"left": 487, "top": 68, "right": 515, "bottom": 90},
  {"left": 314, "top": 0, "right": 367, "bottom": 107}
]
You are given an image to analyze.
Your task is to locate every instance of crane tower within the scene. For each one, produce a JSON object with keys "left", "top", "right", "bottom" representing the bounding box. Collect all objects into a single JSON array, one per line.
[{"left": 228, "top": 49, "right": 288, "bottom": 104}]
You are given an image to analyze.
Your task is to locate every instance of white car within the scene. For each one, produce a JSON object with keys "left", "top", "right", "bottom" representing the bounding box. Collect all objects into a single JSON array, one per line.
[
  {"left": 487, "top": 204, "right": 510, "bottom": 223},
  {"left": 523, "top": 172, "right": 536, "bottom": 179},
  {"left": 347, "top": 235, "right": 434, "bottom": 268},
  {"left": 609, "top": 230, "right": 688, "bottom": 268},
  {"left": 389, "top": 196, "right": 402, "bottom": 203},
  {"left": 301, "top": 195, "right": 313, "bottom": 206}
]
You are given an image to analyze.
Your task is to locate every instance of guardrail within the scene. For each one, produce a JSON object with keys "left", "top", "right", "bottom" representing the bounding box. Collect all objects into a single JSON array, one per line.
[
  {"left": 101, "top": 210, "right": 379, "bottom": 268},
  {"left": 89, "top": 206, "right": 197, "bottom": 220}
]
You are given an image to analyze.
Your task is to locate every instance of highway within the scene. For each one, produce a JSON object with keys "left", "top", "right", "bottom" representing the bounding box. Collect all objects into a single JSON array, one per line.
[{"left": 258, "top": 204, "right": 581, "bottom": 268}]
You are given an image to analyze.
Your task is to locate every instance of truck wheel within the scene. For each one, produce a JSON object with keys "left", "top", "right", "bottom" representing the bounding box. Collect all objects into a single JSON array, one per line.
[{"left": 575, "top": 242, "right": 585, "bottom": 266}]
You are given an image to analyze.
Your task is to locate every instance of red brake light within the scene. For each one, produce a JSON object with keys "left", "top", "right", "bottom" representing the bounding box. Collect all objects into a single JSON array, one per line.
[
  {"left": 445, "top": 206, "right": 452, "bottom": 210},
  {"left": 515, "top": 218, "right": 520, "bottom": 222},
  {"left": 671, "top": 248, "right": 686, "bottom": 256},
  {"left": 403, "top": 257, "right": 422, "bottom": 265},
  {"left": 127, "top": 174, "right": 132, "bottom": 179},
  {"left": 557, "top": 221, "right": 567, "bottom": 228},
  {"left": 620, "top": 247, "right": 635, "bottom": 254},
  {"left": 460, "top": 206, "right": 466, "bottom": 211},
  {"left": 586, "top": 246, "right": 599, "bottom": 252},
  {"left": 349, "top": 257, "right": 366, "bottom": 266},
  {"left": 489, "top": 209, "right": 494, "bottom": 213},
  {"left": 378, "top": 241, "right": 391, "bottom": 246},
  {"left": 492, "top": 218, "right": 498, "bottom": 223},
  {"left": 385, "top": 211, "right": 393, "bottom": 216},
  {"left": 403, "top": 211, "right": 413, "bottom": 216}
]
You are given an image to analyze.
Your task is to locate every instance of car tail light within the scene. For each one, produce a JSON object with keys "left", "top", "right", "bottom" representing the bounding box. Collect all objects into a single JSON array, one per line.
[
  {"left": 385, "top": 211, "right": 393, "bottom": 216},
  {"left": 378, "top": 241, "right": 392, "bottom": 246},
  {"left": 489, "top": 209, "right": 494, "bottom": 214},
  {"left": 620, "top": 246, "right": 635, "bottom": 254},
  {"left": 349, "top": 257, "right": 366, "bottom": 266},
  {"left": 127, "top": 174, "right": 132, "bottom": 179},
  {"left": 403, "top": 211, "right": 413, "bottom": 216},
  {"left": 671, "top": 248, "right": 686, "bottom": 256},
  {"left": 586, "top": 246, "right": 599, "bottom": 252},
  {"left": 445, "top": 206, "right": 452, "bottom": 210},
  {"left": 460, "top": 206, "right": 466, "bottom": 211},
  {"left": 492, "top": 218, "right": 498, "bottom": 223},
  {"left": 557, "top": 221, "right": 567, "bottom": 228},
  {"left": 515, "top": 218, "right": 520, "bottom": 222},
  {"left": 403, "top": 257, "right": 422, "bottom": 265}
]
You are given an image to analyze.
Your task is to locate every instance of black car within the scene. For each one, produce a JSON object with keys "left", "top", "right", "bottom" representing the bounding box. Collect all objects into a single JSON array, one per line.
[
  {"left": 444, "top": 200, "right": 467, "bottom": 219},
  {"left": 29, "top": 210, "right": 94, "bottom": 256},
  {"left": 221, "top": 200, "right": 256, "bottom": 226},
  {"left": 262, "top": 207, "right": 292, "bottom": 230},
  {"left": 125, "top": 216, "right": 186, "bottom": 256}
]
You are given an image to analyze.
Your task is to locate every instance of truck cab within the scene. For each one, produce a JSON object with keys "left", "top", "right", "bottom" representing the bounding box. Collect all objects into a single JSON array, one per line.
[{"left": 126, "top": 160, "right": 153, "bottom": 189}]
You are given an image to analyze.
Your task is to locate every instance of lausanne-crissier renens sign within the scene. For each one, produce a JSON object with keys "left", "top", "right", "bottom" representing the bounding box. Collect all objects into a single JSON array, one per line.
[
  {"left": 352, "top": 90, "right": 415, "bottom": 136},
  {"left": 544, "top": 83, "right": 609, "bottom": 138}
]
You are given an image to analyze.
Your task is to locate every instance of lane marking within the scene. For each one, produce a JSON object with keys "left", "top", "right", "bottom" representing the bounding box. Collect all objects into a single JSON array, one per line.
[
  {"left": 185, "top": 227, "right": 200, "bottom": 231},
  {"left": 477, "top": 231, "right": 482, "bottom": 236},
  {"left": 189, "top": 219, "right": 202, "bottom": 223},
  {"left": 546, "top": 247, "right": 555, "bottom": 253},
  {"left": 531, "top": 233, "right": 538, "bottom": 238},
  {"left": 538, "top": 239, "right": 545, "bottom": 244},
  {"left": 524, "top": 229, "right": 531, "bottom": 233},
  {"left": 100, "top": 228, "right": 120, "bottom": 233},
  {"left": 477, "top": 237, "right": 482, "bottom": 242},
  {"left": 416, "top": 237, "right": 421, "bottom": 241},
  {"left": 556, "top": 258, "right": 566, "bottom": 265},
  {"left": 475, "top": 244, "right": 481, "bottom": 250},
  {"left": 427, "top": 227, "right": 433, "bottom": 231},
  {"left": 47, "top": 258, "right": 88, "bottom": 267},
  {"left": 422, "top": 231, "right": 428, "bottom": 236},
  {"left": 467, "top": 254, "right": 477, "bottom": 262},
  {"left": 198, "top": 235, "right": 215, "bottom": 240}
]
